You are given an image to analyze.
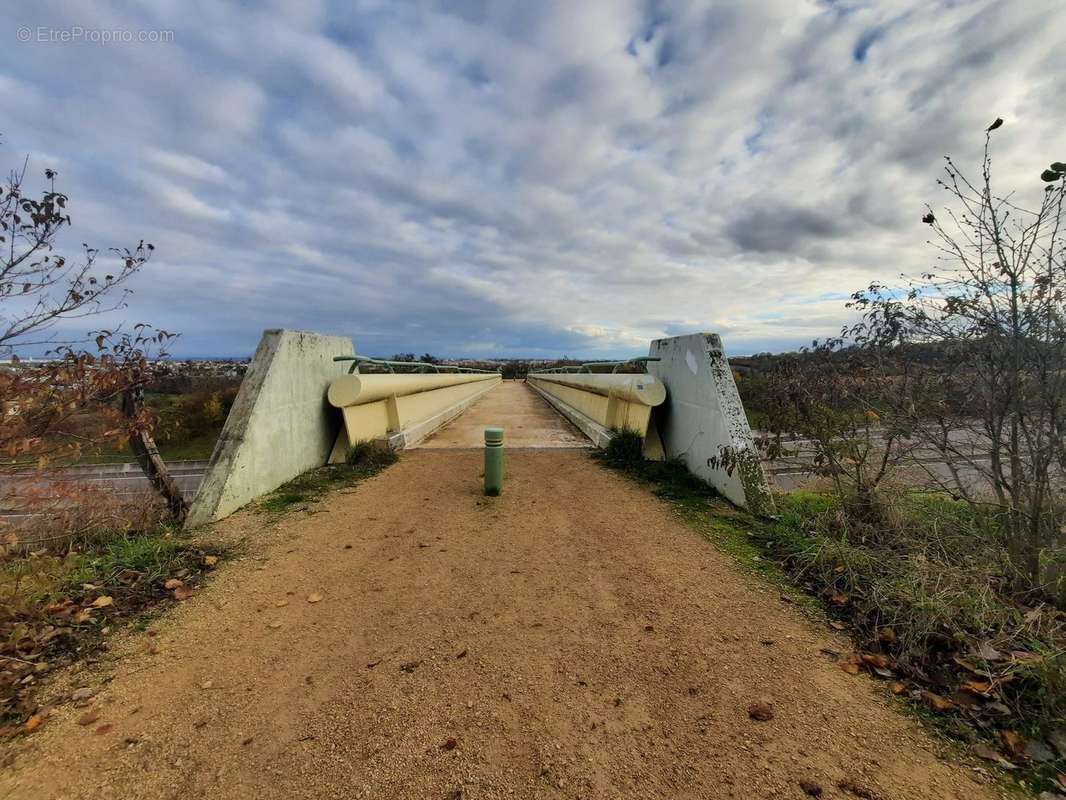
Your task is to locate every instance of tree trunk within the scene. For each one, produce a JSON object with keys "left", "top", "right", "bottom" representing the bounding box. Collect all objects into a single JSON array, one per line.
[{"left": 121, "top": 387, "right": 189, "bottom": 522}]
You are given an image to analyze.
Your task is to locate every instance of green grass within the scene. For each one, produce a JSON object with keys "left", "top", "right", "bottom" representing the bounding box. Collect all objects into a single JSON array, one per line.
[
  {"left": 257, "top": 443, "right": 399, "bottom": 514},
  {"left": 1, "top": 527, "right": 230, "bottom": 726},
  {"left": 64, "top": 531, "right": 192, "bottom": 590}
]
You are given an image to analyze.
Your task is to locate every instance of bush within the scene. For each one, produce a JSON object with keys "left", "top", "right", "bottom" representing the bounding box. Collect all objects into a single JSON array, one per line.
[
  {"left": 347, "top": 441, "right": 399, "bottom": 469},
  {"left": 756, "top": 490, "right": 1064, "bottom": 754},
  {"left": 600, "top": 430, "right": 646, "bottom": 469}
]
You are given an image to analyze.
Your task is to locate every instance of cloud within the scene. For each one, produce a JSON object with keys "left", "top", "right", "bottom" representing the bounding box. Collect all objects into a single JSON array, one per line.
[{"left": 2, "top": 0, "right": 1064, "bottom": 359}]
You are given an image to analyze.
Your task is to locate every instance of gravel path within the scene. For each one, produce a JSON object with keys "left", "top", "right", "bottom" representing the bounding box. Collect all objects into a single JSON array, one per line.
[{"left": 0, "top": 450, "right": 996, "bottom": 800}]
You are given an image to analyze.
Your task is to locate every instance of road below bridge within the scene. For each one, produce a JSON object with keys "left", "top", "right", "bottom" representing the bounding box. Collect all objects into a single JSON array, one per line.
[{"left": 1, "top": 446, "right": 991, "bottom": 799}]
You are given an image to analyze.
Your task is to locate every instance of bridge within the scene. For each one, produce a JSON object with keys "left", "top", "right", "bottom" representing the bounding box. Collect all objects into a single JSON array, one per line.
[{"left": 183, "top": 329, "right": 773, "bottom": 528}]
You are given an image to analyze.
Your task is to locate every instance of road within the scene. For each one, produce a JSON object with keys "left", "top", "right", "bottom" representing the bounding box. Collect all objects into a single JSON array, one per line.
[{"left": 0, "top": 444, "right": 993, "bottom": 799}]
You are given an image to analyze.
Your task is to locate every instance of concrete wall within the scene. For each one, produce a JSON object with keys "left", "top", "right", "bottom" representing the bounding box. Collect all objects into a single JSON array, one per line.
[
  {"left": 185, "top": 329, "right": 354, "bottom": 528},
  {"left": 648, "top": 333, "right": 774, "bottom": 516}
]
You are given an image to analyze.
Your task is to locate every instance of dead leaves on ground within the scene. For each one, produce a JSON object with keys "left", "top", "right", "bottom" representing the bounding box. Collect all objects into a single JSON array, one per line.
[
  {"left": 834, "top": 644, "right": 1065, "bottom": 773},
  {"left": 3, "top": 549, "right": 221, "bottom": 735}
]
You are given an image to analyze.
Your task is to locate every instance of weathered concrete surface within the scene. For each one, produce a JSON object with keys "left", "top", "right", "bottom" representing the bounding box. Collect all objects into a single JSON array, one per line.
[
  {"left": 419, "top": 381, "right": 590, "bottom": 448},
  {"left": 185, "top": 330, "right": 354, "bottom": 528},
  {"left": 648, "top": 333, "right": 774, "bottom": 515}
]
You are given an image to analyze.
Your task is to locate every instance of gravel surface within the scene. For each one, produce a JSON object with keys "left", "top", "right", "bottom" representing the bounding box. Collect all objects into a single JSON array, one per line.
[{"left": 0, "top": 450, "right": 997, "bottom": 800}]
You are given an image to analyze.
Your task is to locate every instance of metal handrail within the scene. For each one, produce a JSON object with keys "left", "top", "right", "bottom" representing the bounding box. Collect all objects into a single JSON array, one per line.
[
  {"left": 529, "top": 357, "right": 660, "bottom": 375},
  {"left": 333, "top": 355, "right": 498, "bottom": 375}
]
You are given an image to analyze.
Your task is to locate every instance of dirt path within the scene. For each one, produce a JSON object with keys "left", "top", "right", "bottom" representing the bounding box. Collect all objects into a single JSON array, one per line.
[{"left": 1, "top": 451, "right": 996, "bottom": 800}]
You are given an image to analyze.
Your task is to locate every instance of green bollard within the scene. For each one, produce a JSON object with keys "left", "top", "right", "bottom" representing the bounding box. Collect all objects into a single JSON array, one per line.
[{"left": 484, "top": 427, "right": 504, "bottom": 496}]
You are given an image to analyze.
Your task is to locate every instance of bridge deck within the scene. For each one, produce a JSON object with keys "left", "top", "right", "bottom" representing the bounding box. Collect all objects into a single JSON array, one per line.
[{"left": 417, "top": 380, "right": 590, "bottom": 449}]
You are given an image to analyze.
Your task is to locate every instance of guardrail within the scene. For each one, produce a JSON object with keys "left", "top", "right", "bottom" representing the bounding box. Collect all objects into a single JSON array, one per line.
[
  {"left": 333, "top": 355, "right": 497, "bottom": 375},
  {"left": 529, "top": 357, "right": 660, "bottom": 375},
  {"left": 326, "top": 369, "right": 501, "bottom": 458},
  {"left": 526, "top": 368, "right": 666, "bottom": 455}
]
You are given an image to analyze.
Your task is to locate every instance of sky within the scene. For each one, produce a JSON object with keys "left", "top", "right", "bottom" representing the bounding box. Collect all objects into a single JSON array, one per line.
[{"left": 2, "top": 1, "right": 1064, "bottom": 359}]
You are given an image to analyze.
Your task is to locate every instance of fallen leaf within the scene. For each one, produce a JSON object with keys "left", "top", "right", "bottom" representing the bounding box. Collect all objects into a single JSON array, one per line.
[
  {"left": 73, "top": 609, "right": 92, "bottom": 624},
  {"left": 974, "top": 641, "right": 1005, "bottom": 662},
  {"left": 307, "top": 593, "right": 323, "bottom": 604},
  {"left": 999, "top": 730, "right": 1025, "bottom": 759},
  {"left": 91, "top": 595, "right": 114, "bottom": 609},
  {"left": 952, "top": 656, "right": 990, "bottom": 676},
  {"left": 71, "top": 687, "right": 94, "bottom": 702},
  {"left": 274, "top": 600, "right": 289, "bottom": 608},
  {"left": 829, "top": 621, "right": 847, "bottom": 631},
  {"left": 920, "top": 691, "right": 953, "bottom": 712},
  {"left": 267, "top": 621, "right": 282, "bottom": 629},
  {"left": 203, "top": 555, "right": 218, "bottom": 567},
  {"left": 747, "top": 702, "right": 774, "bottom": 722},
  {"left": 24, "top": 714, "right": 43, "bottom": 732},
  {"left": 962, "top": 679, "right": 992, "bottom": 696},
  {"left": 877, "top": 628, "right": 897, "bottom": 644},
  {"left": 972, "top": 743, "right": 1009, "bottom": 765},
  {"left": 888, "top": 681, "right": 907, "bottom": 695},
  {"left": 241, "top": 736, "right": 254, "bottom": 746},
  {"left": 76, "top": 712, "right": 100, "bottom": 726},
  {"left": 200, "top": 680, "right": 214, "bottom": 690},
  {"left": 1009, "top": 650, "right": 1042, "bottom": 664},
  {"left": 839, "top": 661, "right": 861, "bottom": 675},
  {"left": 173, "top": 586, "right": 194, "bottom": 601},
  {"left": 860, "top": 653, "right": 891, "bottom": 670},
  {"left": 163, "top": 578, "right": 184, "bottom": 590},
  {"left": 829, "top": 593, "right": 849, "bottom": 606},
  {"left": 94, "top": 724, "right": 113, "bottom": 735}
]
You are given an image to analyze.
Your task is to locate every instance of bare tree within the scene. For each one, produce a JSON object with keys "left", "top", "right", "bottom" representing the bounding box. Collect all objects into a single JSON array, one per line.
[
  {"left": 0, "top": 154, "right": 188, "bottom": 520},
  {"left": 844, "top": 121, "right": 1066, "bottom": 595}
]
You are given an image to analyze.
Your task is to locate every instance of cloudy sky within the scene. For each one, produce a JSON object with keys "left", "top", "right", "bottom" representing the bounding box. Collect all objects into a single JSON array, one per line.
[{"left": 3, "top": 1, "right": 1064, "bottom": 359}]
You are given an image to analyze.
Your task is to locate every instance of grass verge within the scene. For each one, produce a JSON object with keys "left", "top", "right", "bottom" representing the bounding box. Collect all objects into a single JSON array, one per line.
[
  {"left": 257, "top": 442, "right": 398, "bottom": 514},
  {"left": 1, "top": 527, "right": 230, "bottom": 736},
  {"left": 597, "top": 431, "right": 1066, "bottom": 796}
]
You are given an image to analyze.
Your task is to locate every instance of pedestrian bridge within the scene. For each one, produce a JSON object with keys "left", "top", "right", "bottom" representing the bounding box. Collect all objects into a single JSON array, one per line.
[{"left": 184, "top": 329, "right": 773, "bottom": 529}]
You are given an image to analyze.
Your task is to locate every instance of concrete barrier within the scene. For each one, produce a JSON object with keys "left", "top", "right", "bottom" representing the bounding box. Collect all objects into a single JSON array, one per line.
[
  {"left": 327, "top": 372, "right": 500, "bottom": 460},
  {"left": 647, "top": 333, "right": 774, "bottom": 515},
  {"left": 527, "top": 372, "right": 666, "bottom": 456},
  {"left": 185, "top": 329, "right": 354, "bottom": 528}
]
